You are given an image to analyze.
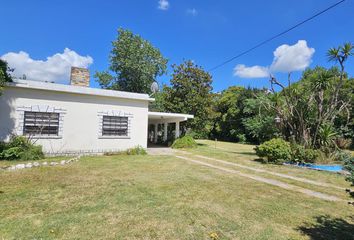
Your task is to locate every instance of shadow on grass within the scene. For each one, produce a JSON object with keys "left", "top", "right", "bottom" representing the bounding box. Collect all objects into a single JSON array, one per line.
[
  {"left": 297, "top": 215, "right": 354, "bottom": 240},
  {"left": 253, "top": 158, "right": 266, "bottom": 164},
  {"left": 236, "top": 151, "right": 257, "bottom": 156},
  {"left": 197, "top": 143, "right": 207, "bottom": 146}
]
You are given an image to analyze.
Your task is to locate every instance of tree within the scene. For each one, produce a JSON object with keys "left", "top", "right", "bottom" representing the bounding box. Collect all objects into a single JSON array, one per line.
[
  {"left": 0, "top": 59, "right": 13, "bottom": 95},
  {"left": 148, "top": 91, "right": 166, "bottom": 112},
  {"left": 95, "top": 28, "right": 168, "bottom": 94},
  {"left": 160, "top": 60, "right": 213, "bottom": 135},
  {"left": 210, "top": 86, "right": 276, "bottom": 143},
  {"left": 242, "top": 91, "right": 279, "bottom": 143},
  {"left": 269, "top": 63, "right": 352, "bottom": 149}
]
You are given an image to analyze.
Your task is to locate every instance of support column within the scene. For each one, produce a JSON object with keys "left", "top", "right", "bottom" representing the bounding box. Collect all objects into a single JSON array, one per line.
[
  {"left": 154, "top": 124, "right": 158, "bottom": 143},
  {"left": 163, "top": 122, "right": 168, "bottom": 142},
  {"left": 175, "top": 121, "right": 180, "bottom": 139}
]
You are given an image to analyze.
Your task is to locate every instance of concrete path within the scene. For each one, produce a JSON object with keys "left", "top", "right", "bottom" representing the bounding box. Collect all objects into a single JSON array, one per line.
[
  {"left": 175, "top": 155, "right": 343, "bottom": 202},
  {"left": 188, "top": 154, "right": 345, "bottom": 191},
  {"left": 147, "top": 147, "right": 178, "bottom": 156},
  {"left": 148, "top": 147, "right": 347, "bottom": 201}
]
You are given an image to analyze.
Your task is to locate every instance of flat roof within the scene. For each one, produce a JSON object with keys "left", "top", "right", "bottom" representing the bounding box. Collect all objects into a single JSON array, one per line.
[
  {"left": 148, "top": 111, "right": 194, "bottom": 121},
  {"left": 6, "top": 79, "right": 154, "bottom": 102}
]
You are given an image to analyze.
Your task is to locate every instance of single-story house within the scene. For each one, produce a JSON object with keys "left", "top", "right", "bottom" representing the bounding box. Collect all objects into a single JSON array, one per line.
[{"left": 0, "top": 67, "right": 193, "bottom": 155}]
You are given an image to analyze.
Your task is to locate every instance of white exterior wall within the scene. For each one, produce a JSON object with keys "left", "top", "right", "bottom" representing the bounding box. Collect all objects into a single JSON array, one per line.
[{"left": 0, "top": 87, "right": 149, "bottom": 154}]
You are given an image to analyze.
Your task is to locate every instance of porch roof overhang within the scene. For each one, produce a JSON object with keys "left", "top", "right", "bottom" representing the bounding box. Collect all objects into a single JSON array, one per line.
[{"left": 148, "top": 111, "right": 194, "bottom": 123}]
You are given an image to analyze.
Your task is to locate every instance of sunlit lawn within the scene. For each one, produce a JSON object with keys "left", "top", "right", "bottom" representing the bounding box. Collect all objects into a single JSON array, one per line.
[
  {"left": 192, "top": 140, "right": 352, "bottom": 189},
  {"left": 1, "top": 142, "right": 353, "bottom": 239}
]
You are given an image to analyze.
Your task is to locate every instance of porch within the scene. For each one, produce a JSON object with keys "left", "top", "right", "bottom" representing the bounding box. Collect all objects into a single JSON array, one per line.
[{"left": 147, "top": 112, "right": 194, "bottom": 145}]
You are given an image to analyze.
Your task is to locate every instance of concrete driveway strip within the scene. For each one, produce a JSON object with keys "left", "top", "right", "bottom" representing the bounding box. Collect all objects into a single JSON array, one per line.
[
  {"left": 175, "top": 155, "right": 343, "bottom": 202},
  {"left": 176, "top": 150, "right": 344, "bottom": 191}
]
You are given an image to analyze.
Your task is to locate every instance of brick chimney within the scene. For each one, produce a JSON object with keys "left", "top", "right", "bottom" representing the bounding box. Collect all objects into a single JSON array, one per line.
[{"left": 70, "top": 67, "right": 90, "bottom": 87}]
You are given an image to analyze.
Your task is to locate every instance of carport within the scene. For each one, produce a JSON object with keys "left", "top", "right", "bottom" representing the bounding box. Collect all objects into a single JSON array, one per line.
[{"left": 147, "top": 111, "right": 194, "bottom": 144}]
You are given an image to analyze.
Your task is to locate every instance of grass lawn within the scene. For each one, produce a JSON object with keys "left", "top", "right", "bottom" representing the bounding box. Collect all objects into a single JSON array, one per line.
[{"left": 1, "top": 142, "right": 354, "bottom": 239}]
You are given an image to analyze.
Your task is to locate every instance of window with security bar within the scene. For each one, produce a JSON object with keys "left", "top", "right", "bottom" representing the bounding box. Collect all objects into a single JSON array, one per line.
[
  {"left": 23, "top": 111, "right": 60, "bottom": 136},
  {"left": 102, "top": 116, "right": 129, "bottom": 136}
]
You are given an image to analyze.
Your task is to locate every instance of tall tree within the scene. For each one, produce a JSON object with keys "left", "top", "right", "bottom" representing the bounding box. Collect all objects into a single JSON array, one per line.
[
  {"left": 211, "top": 86, "right": 276, "bottom": 143},
  {"left": 95, "top": 28, "right": 168, "bottom": 94},
  {"left": 269, "top": 66, "right": 352, "bottom": 148},
  {"left": 0, "top": 59, "right": 13, "bottom": 95},
  {"left": 160, "top": 60, "right": 213, "bottom": 135}
]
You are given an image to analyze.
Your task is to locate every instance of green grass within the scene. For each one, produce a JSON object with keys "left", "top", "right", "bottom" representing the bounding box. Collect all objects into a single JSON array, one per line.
[
  {"left": 192, "top": 140, "right": 351, "bottom": 188},
  {"left": 1, "top": 142, "right": 353, "bottom": 239}
]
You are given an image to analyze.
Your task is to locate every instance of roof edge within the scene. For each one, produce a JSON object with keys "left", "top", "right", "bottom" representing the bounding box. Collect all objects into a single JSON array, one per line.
[
  {"left": 148, "top": 111, "right": 194, "bottom": 119},
  {"left": 6, "top": 79, "right": 155, "bottom": 102}
]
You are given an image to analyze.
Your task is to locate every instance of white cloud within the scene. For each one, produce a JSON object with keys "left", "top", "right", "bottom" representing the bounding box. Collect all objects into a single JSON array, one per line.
[
  {"left": 234, "top": 40, "right": 315, "bottom": 78},
  {"left": 233, "top": 64, "right": 269, "bottom": 78},
  {"left": 186, "top": 8, "right": 198, "bottom": 16},
  {"left": 270, "top": 40, "right": 315, "bottom": 72},
  {"left": 158, "top": 0, "right": 169, "bottom": 10},
  {"left": 1, "top": 48, "right": 93, "bottom": 83}
]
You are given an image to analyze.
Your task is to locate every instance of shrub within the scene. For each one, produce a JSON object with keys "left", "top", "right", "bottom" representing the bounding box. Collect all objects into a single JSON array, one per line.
[
  {"left": 344, "top": 157, "right": 354, "bottom": 198},
  {"left": 171, "top": 135, "right": 197, "bottom": 149},
  {"left": 126, "top": 146, "right": 147, "bottom": 155},
  {"left": 0, "top": 136, "right": 44, "bottom": 161},
  {"left": 334, "top": 150, "right": 352, "bottom": 162},
  {"left": 255, "top": 138, "right": 291, "bottom": 164},
  {"left": 0, "top": 147, "right": 22, "bottom": 160},
  {"left": 186, "top": 130, "right": 208, "bottom": 140},
  {"left": 0, "top": 141, "right": 7, "bottom": 153},
  {"left": 237, "top": 134, "right": 247, "bottom": 144},
  {"left": 290, "top": 143, "right": 319, "bottom": 163},
  {"left": 335, "top": 137, "right": 352, "bottom": 149},
  {"left": 8, "top": 136, "right": 31, "bottom": 149},
  {"left": 20, "top": 145, "right": 45, "bottom": 160}
]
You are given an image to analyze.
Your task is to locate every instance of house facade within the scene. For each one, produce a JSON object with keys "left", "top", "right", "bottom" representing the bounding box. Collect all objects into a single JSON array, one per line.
[{"left": 0, "top": 67, "right": 193, "bottom": 155}]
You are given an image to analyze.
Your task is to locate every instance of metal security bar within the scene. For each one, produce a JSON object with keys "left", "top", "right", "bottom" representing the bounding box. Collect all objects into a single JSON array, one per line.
[
  {"left": 102, "top": 116, "right": 128, "bottom": 136},
  {"left": 23, "top": 111, "right": 60, "bottom": 136}
]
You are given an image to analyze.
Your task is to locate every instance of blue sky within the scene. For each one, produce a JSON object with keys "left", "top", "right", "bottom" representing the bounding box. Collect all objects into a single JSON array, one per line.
[{"left": 1, "top": 0, "right": 353, "bottom": 92}]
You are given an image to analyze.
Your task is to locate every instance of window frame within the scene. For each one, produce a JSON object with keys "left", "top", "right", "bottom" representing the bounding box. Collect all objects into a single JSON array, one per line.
[
  {"left": 23, "top": 111, "right": 60, "bottom": 137},
  {"left": 98, "top": 111, "right": 132, "bottom": 139},
  {"left": 101, "top": 115, "right": 129, "bottom": 137}
]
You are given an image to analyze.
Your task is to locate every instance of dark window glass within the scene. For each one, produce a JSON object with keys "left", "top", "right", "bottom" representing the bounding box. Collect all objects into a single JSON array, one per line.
[
  {"left": 102, "top": 116, "right": 128, "bottom": 136},
  {"left": 23, "top": 111, "right": 59, "bottom": 136}
]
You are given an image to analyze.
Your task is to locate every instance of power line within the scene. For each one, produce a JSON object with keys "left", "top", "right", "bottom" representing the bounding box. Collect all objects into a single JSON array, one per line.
[{"left": 208, "top": 0, "right": 346, "bottom": 72}]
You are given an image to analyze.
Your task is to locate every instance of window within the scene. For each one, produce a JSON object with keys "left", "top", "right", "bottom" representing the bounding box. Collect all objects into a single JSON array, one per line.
[
  {"left": 102, "top": 116, "right": 129, "bottom": 136},
  {"left": 23, "top": 111, "right": 60, "bottom": 136}
]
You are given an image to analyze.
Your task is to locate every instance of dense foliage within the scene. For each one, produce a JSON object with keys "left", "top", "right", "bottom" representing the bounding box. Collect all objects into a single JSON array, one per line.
[
  {"left": 290, "top": 143, "right": 319, "bottom": 163},
  {"left": 0, "top": 136, "right": 44, "bottom": 161},
  {"left": 209, "top": 87, "right": 279, "bottom": 143},
  {"left": 155, "top": 43, "right": 353, "bottom": 156},
  {"left": 0, "top": 59, "right": 13, "bottom": 95},
  {"left": 171, "top": 135, "right": 197, "bottom": 149},
  {"left": 344, "top": 157, "right": 354, "bottom": 199},
  {"left": 95, "top": 28, "right": 168, "bottom": 94},
  {"left": 255, "top": 138, "right": 292, "bottom": 164},
  {"left": 255, "top": 138, "right": 321, "bottom": 164},
  {"left": 158, "top": 60, "right": 214, "bottom": 135}
]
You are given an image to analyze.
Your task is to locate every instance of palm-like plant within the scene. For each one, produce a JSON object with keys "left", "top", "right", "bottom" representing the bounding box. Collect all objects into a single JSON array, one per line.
[
  {"left": 327, "top": 42, "right": 353, "bottom": 67},
  {"left": 318, "top": 124, "right": 338, "bottom": 155},
  {"left": 325, "top": 42, "right": 353, "bottom": 121},
  {"left": 327, "top": 42, "right": 353, "bottom": 85}
]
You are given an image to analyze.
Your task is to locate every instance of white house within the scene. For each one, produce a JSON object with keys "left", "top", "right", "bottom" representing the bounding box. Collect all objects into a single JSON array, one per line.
[{"left": 0, "top": 67, "right": 193, "bottom": 155}]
